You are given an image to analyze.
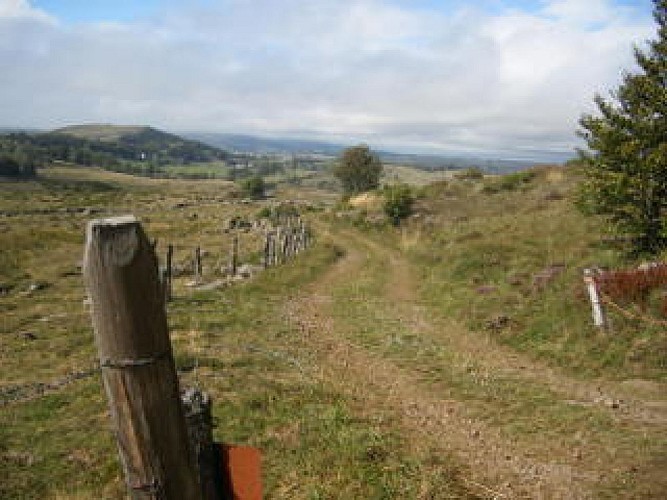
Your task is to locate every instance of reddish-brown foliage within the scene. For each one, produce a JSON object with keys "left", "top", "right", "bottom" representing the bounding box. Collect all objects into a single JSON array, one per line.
[{"left": 595, "top": 263, "right": 667, "bottom": 316}]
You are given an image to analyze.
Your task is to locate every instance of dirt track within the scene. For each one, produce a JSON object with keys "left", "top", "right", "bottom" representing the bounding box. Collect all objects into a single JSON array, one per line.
[{"left": 285, "top": 226, "right": 667, "bottom": 499}]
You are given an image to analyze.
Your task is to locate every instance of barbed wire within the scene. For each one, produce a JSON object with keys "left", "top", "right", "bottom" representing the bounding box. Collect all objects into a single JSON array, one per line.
[{"left": 599, "top": 293, "right": 667, "bottom": 328}]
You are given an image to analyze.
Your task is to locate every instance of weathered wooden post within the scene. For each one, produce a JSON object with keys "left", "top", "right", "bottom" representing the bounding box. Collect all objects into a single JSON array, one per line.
[
  {"left": 281, "top": 231, "right": 289, "bottom": 263},
  {"left": 83, "top": 216, "right": 201, "bottom": 500},
  {"left": 165, "top": 244, "right": 173, "bottom": 302},
  {"left": 270, "top": 232, "right": 277, "bottom": 267},
  {"left": 230, "top": 235, "right": 238, "bottom": 276},
  {"left": 263, "top": 232, "right": 271, "bottom": 269},
  {"left": 275, "top": 228, "right": 283, "bottom": 265},
  {"left": 300, "top": 224, "right": 307, "bottom": 252},
  {"left": 584, "top": 268, "right": 607, "bottom": 328},
  {"left": 182, "top": 389, "right": 221, "bottom": 500},
  {"left": 194, "top": 246, "right": 203, "bottom": 283}
]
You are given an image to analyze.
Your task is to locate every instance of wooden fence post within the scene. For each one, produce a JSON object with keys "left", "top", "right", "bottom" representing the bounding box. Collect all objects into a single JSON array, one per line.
[
  {"left": 263, "top": 232, "right": 271, "bottom": 269},
  {"left": 276, "top": 228, "right": 283, "bottom": 265},
  {"left": 270, "top": 232, "right": 277, "bottom": 267},
  {"left": 165, "top": 244, "right": 173, "bottom": 302},
  {"left": 83, "top": 216, "right": 201, "bottom": 500},
  {"left": 584, "top": 268, "right": 607, "bottom": 328},
  {"left": 182, "top": 389, "right": 222, "bottom": 500},
  {"left": 281, "top": 231, "right": 289, "bottom": 263},
  {"left": 230, "top": 235, "right": 238, "bottom": 276},
  {"left": 194, "top": 246, "right": 203, "bottom": 283}
]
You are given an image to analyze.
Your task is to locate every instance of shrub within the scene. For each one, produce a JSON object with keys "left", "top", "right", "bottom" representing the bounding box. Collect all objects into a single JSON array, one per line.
[
  {"left": 383, "top": 184, "right": 414, "bottom": 225},
  {"left": 240, "top": 175, "right": 265, "bottom": 199}
]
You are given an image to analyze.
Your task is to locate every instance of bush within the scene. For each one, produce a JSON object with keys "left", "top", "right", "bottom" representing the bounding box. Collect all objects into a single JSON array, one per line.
[
  {"left": 383, "top": 184, "right": 414, "bottom": 225},
  {"left": 454, "top": 167, "right": 484, "bottom": 180},
  {"left": 240, "top": 175, "right": 265, "bottom": 199},
  {"left": 482, "top": 170, "right": 536, "bottom": 194}
]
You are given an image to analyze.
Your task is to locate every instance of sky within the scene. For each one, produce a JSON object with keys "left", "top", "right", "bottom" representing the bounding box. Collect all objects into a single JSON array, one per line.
[{"left": 0, "top": 0, "right": 656, "bottom": 160}]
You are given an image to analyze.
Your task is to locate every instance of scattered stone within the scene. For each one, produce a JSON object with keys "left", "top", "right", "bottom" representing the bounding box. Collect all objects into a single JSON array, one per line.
[
  {"left": 27, "top": 281, "right": 49, "bottom": 293},
  {"left": 81, "top": 207, "right": 101, "bottom": 216},
  {"left": 237, "top": 264, "right": 262, "bottom": 279},
  {"left": 193, "top": 280, "right": 228, "bottom": 292},
  {"left": 532, "top": 263, "right": 566, "bottom": 292},
  {"left": 0, "top": 283, "right": 13, "bottom": 296},
  {"left": 19, "top": 332, "right": 38, "bottom": 341},
  {"left": 485, "top": 315, "right": 511, "bottom": 331},
  {"left": 59, "top": 267, "right": 81, "bottom": 277},
  {"left": 543, "top": 190, "right": 564, "bottom": 201},
  {"left": 475, "top": 285, "right": 497, "bottom": 295}
]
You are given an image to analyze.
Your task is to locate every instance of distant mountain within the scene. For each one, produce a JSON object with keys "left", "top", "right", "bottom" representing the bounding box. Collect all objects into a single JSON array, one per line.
[
  {"left": 186, "top": 131, "right": 556, "bottom": 173},
  {"left": 184, "top": 132, "right": 346, "bottom": 156},
  {"left": 53, "top": 124, "right": 227, "bottom": 163},
  {"left": 0, "top": 124, "right": 229, "bottom": 179}
]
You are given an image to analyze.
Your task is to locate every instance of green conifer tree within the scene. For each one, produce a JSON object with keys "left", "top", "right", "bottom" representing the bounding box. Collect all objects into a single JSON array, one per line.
[{"left": 577, "top": 0, "right": 667, "bottom": 254}]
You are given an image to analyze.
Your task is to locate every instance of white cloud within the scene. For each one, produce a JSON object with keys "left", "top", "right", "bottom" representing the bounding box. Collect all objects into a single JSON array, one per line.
[
  {"left": 0, "top": 0, "right": 655, "bottom": 159},
  {"left": 0, "top": 0, "right": 53, "bottom": 22}
]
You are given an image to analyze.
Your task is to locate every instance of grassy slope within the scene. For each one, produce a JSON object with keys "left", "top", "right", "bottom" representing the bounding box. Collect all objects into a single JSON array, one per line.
[
  {"left": 2, "top": 164, "right": 666, "bottom": 498},
  {"left": 407, "top": 166, "right": 667, "bottom": 380}
]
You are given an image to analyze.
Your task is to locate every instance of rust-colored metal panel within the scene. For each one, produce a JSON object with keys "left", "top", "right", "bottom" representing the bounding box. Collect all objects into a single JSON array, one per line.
[{"left": 218, "top": 444, "right": 262, "bottom": 500}]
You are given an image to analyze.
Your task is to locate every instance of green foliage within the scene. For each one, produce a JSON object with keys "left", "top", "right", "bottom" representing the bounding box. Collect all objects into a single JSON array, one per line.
[
  {"left": 383, "top": 184, "right": 415, "bottom": 225},
  {"left": 333, "top": 144, "right": 383, "bottom": 196},
  {"left": 482, "top": 170, "right": 536, "bottom": 194},
  {"left": 0, "top": 154, "right": 36, "bottom": 178},
  {"left": 577, "top": 0, "right": 667, "bottom": 255},
  {"left": 454, "top": 167, "right": 485, "bottom": 180},
  {"left": 240, "top": 175, "right": 266, "bottom": 199}
]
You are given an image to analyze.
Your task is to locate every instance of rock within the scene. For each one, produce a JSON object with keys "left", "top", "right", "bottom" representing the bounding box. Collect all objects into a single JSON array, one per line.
[
  {"left": 27, "top": 281, "right": 49, "bottom": 293},
  {"left": 19, "top": 332, "right": 38, "bottom": 341},
  {"left": 475, "top": 285, "right": 497, "bottom": 295},
  {"left": 237, "top": 264, "right": 260, "bottom": 278},
  {"left": 0, "top": 283, "right": 13, "bottom": 295},
  {"left": 193, "top": 279, "right": 228, "bottom": 292},
  {"left": 485, "top": 315, "right": 511, "bottom": 331},
  {"left": 532, "top": 263, "right": 567, "bottom": 292}
]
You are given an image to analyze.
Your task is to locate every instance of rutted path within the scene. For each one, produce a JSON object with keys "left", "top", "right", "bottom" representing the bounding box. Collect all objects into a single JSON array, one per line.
[{"left": 285, "top": 226, "right": 667, "bottom": 499}]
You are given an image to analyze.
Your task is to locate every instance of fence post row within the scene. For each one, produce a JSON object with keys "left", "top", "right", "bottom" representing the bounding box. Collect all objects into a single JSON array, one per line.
[{"left": 83, "top": 216, "right": 202, "bottom": 500}]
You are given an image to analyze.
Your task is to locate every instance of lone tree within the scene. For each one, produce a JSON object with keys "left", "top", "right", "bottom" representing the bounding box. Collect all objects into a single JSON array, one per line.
[
  {"left": 577, "top": 0, "right": 667, "bottom": 255},
  {"left": 333, "top": 144, "right": 383, "bottom": 196},
  {"left": 240, "top": 174, "right": 266, "bottom": 199}
]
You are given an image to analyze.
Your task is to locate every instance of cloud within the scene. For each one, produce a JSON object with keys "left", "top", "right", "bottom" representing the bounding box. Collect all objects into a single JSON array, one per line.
[{"left": 0, "top": 0, "right": 655, "bottom": 158}]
